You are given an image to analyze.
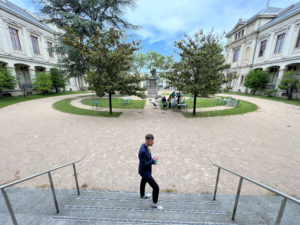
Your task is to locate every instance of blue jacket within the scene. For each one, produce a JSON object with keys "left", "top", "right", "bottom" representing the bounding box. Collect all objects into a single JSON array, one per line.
[{"left": 138, "top": 143, "right": 155, "bottom": 178}]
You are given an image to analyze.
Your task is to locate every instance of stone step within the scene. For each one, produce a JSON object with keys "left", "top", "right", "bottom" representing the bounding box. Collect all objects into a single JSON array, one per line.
[
  {"left": 52, "top": 215, "right": 238, "bottom": 225},
  {"left": 59, "top": 204, "right": 231, "bottom": 224}
]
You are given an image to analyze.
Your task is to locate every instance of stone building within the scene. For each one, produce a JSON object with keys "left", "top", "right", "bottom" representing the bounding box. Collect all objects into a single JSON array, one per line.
[
  {"left": 224, "top": 2, "right": 300, "bottom": 99},
  {"left": 0, "top": 0, "right": 87, "bottom": 96}
]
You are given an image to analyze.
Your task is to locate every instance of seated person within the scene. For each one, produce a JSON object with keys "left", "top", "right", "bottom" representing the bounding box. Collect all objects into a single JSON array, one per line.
[{"left": 161, "top": 96, "right": 167, "bottom": 107}]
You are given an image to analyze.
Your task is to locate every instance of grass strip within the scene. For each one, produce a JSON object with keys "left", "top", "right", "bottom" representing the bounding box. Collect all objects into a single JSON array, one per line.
[
  {"left": 81, "top": 97, "right": 146, "bottom": 109},
  {"left": 53, "top": 98, "right": 122, "bottom": 118},
  {"left": 184, "top": 99, "right": 258, "bottom": 118},
  {"left": 224, "top": 92, "right": 300, "bottom": 106},
  {"left": 0, "top": 91, "right": 87, "bottom": 109}
]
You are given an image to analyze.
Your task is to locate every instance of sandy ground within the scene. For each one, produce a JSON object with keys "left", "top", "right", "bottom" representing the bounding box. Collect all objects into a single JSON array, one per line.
[{"left": 0, "top": 93, "right": 300, "bottom": 197}]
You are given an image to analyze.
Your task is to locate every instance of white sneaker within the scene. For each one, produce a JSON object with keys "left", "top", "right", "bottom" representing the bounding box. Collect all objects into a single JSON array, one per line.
[
  {"left": 151, "top": 202, "right": 163, "bottom": 209},
  {"left": 141, "top": 193, "right": 151, "bottom": 199}
]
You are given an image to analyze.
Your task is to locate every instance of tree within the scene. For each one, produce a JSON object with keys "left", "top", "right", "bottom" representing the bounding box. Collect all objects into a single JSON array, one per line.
[
  {"left": 0, "top": 66, "right": 16, "bottom": 97},
  {"left": 33, "top": 72, "right": 52, "bottom": 93},
  {"left": 244, "top": 69, "right": 269, "bottom": 94},
  {"left": 162, "top": 30, "right": 229, "bottom": 115},
  {"left": 279, "top": 71, "right": 300, "bottom": 100},
  {"left": 50, "top": 68, "right": 66, "bottom": 93},
  {"left": 35, "top": 0, "right": 137, "bottom": 86},
  {"left": 64, "top": 27, "right": 146, "bottom": 115}
]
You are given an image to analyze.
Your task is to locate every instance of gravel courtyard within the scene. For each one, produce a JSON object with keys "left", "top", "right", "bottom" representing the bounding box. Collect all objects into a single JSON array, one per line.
[{"left": 0, "top": 93, "right": 299, "bottom": 196}]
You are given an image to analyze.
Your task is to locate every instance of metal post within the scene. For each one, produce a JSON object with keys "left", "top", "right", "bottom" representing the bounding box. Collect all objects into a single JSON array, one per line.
[
  {"left": 275, "top": 197, "right": 287, "bottom": 225},
  {"left": 213, "top": 167, "right": 221, "bottom": 200},
  {"left": 73, "top": 163, "right": 80, "bottom": 195},
  {"left": 48, "top": 172, "right": 59, "bottom": 213},
  {"left": 232, "top": 177, "right": 243, "bottom": 220},
  {"left": 1, "top": 189, "right": 18, "bottom": 225}
]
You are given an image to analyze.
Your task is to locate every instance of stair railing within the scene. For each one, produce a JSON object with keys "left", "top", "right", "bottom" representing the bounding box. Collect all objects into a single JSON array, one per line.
[
  {"left": 0, "top": 153, "right": 87, "bottom": 225},
  {"left": 209, "top": 157, "right": 300, "bottom": 225}
]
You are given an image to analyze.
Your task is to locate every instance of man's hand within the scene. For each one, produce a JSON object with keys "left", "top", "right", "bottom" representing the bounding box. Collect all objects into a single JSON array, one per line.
[{"left": 153, "top": 156, "right": 158, "bottom": 160}]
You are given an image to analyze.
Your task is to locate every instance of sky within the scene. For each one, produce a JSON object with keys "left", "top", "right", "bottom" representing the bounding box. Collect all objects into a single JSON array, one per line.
[{"left": 9, "top": 0, "right": 298, "bottom": 58}]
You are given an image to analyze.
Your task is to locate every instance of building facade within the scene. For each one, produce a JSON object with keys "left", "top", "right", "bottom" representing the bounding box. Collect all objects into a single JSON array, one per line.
[
  {"left": 224, "top": 3, "right": 300, "bottom": 99},
  {"left": 0, "top": 0, "right": 87, "bottom": 96}
]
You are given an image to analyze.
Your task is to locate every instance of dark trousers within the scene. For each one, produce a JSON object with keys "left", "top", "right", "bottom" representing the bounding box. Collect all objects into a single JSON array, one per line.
[{"left": 140, "top": 176, "right": 159, "bottom": 203}]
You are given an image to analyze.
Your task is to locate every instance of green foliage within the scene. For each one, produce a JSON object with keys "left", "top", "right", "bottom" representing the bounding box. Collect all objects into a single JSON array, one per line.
[
  {"left": 50, "top": 68, "right": 66, "bottom": 93},
  {"left": 278, "top": 71, "right": 300, "bottom": 100},
  {"left": 162, "top": 30, "right": 229, "bottom": 115},
  {"left": 244, "top": 69, "right": 269, "bottom": 94},
  {"left": 36, "top": 0, "right": 137, "bottom": 82},
  {"left": 53, "top": 98, "right": 122, "bottom": 117},
  {"left": 265, "top": 89, "right": 277, "bottom": 97},
  {"left": 0, "top": 66, "right": 16, "bottom": 97},
  {"left": 63, "top": 27, "right": 146, "bottom": 114},
  {"left": 33, "top": 72, "right": 53, "bottom": 93}
]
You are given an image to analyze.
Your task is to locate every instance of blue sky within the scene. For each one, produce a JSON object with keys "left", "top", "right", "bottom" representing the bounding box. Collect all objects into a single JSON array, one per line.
[{"left": 10, "top": 0, "right": 298, "bottom": 58}]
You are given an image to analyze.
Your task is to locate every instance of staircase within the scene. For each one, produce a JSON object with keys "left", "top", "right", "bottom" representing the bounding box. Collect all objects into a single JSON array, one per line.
[{"left": 1, "top": 187, "right": 300, "bottom": 225}]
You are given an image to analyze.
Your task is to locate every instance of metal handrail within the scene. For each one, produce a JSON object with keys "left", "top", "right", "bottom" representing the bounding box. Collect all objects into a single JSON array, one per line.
[
  {"left": 1, "top": 153, "right": 87, "bottom": 225},
  {"left": 208, "top": 157, "right": 300, "bottom": 225}
]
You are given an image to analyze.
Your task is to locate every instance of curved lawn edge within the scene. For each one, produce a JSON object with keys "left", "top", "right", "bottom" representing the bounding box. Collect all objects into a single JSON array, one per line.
[
  {"left": 183, "top": 99, "right": 258, "bottom": 118},
  {"left": 81, "top": 98, "right": 146, "bottom": 109},
  {"left": 0, "top": 91, "right": 88, "bottom": 109},
  {"left": 53, "top": 98, "right": 122, "bottom": 118}
]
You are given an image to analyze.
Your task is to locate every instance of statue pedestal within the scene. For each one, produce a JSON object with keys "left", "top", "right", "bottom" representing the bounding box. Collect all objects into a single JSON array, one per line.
[{"left": 147, "top": 77, "right": 158, "bottom": 97}]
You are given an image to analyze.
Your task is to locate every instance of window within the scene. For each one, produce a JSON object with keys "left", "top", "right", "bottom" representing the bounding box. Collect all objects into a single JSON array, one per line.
[
  {"left": 31, "top": 35, "right": 40, "bottom": 55},
  {"left": 242, "top": 30, "right": 244, "bottom": 37},
  {"left": 295, "top": 31, "right": 300, "bottom": 48},
  {"left": 235, "top": 33, "right": 237, "bottom": 40},
  {"left": 233, "top": 49, "right": 240, "bottom": 62},
  {"left": 258, "top": 40, "right": 267, "bottom": 57},
  {"left": 274, "top": 33, "right": 285, "bottom": 53},
  {"left": 9, "top": 27, "right": 22, "bottom": 50},
  {"left": 47, "top": 42, "right": 53, "bottom": 57}
]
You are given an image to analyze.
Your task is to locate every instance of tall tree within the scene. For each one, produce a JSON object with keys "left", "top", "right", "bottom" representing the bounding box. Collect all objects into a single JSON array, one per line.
[
  {"left": 163, "top": 30, "right": 229, "bottom": 115},
  {"left": 35, "top": 0, "right": 137, "bottom": 85},
  {"left": 0, "top": 66, "right": 16, "bottom": 97},
  {"left": 279, "top": 70, "right": 300, "bottom": 100},
  {"left": 64, "top": 27, "right": 146, "bottom": 115},
  {"left": 244, "top": 69, "right": 269, "bottom": 94}
]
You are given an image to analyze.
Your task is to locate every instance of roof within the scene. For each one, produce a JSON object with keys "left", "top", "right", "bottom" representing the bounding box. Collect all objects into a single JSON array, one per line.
[
  {"left": 0, "top": 0, "right": 56, "bottom": 33},
  {"left": 259, "top": 2, "right": 300, "bottom": 31},
  {"left": 226, "top": 6, "right": 283, "bottom": 37}
]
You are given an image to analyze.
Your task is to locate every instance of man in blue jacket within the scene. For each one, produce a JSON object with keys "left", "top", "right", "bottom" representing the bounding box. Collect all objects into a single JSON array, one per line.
[{"left": 138, "top": 134, "right": 163, "bottom": 209}]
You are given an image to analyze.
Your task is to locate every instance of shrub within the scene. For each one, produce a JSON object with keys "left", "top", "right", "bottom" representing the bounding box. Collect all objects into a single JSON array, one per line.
[
  {"left": 50, "top": 68, "right": 66, "bottom": 93},
  {"left": 265, "top": 89, "right": 277, "bottom": 97},
  {"left": 0, "top": 66, "right": 16, "bottom": 97},
  {"left": 244, "top": 69, "right": 269, "bottom": 94},
  {"left": 33, "top": 72, "right": 52, "bottom": 94},
  {"left": 279, "top": 71, "right": 300, "bottom": 100}
]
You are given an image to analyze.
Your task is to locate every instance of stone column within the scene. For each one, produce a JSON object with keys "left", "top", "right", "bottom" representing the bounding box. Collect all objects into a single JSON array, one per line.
[
  {"left": 28, "top": 67, "right": 36, "bottom": 83},
  {"left": 276, "top": 67, "right": 285, "bottom": 88}
]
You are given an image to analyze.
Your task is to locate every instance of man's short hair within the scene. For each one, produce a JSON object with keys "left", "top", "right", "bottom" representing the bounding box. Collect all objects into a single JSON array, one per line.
[{"left": 145, "top": 134, "right": 154, "bottom": 140}]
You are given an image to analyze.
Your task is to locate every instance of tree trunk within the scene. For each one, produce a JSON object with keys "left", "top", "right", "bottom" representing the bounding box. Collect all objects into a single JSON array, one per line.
[
  {"left": 55, "top": 86, "right": 58, "bottom": 93},
  {"left": 109, "top": 91, "right": 112, "bottom": 115},
  {"left": 287, "top": 88, "right": 292, "bottom": 100},
  {"left": 193, "top": 92, "right": 197, "bottom": 115},
  {"left": 0, "top": 91, "right": 2, "bottom": 98}
]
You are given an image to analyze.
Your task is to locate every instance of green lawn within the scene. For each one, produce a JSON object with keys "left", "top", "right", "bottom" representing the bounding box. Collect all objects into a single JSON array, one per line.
[
  {"left": 53, "top": 98, "right": 122, "bottom": 117},
  {"left": 184, "top": 99, "right": 258, "bottom": 118},
  {"left": 81, "top": 97, "right": 146, "bottom": 109},
  {"left": 224, "top": 92, "right": 300, "bottom": 106},
  {"left": 0, "top": 91, "right": 87, "bottom": 109}
]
